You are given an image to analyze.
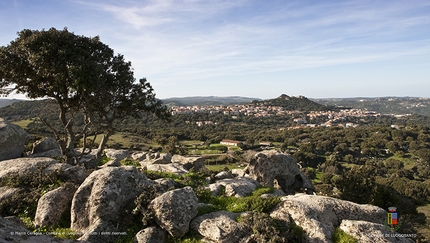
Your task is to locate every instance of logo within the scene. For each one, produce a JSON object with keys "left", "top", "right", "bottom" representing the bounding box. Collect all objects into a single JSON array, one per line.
[{"left": 385, "top": 206, "right": 402, "bottom": 231}]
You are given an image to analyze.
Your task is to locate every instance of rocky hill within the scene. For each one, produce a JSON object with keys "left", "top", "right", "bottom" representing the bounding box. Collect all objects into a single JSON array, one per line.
[
  {"left": 0, "top": 120, "right": 416, "bottom": 243},
  {"left": 251, "top": 94, "right": 337, "bottom": 112}
]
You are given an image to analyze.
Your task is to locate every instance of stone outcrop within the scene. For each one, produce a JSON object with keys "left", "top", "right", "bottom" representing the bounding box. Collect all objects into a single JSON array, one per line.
[
  {"left": 207, "top": 177, "right": 261, "bottom": 197},
  {"left": 31, "top": 137, "right": 60, "bottom": 154},
  {"left": 34, "top": 185, "right": 77, "bottom": 228},
  {"left": 0, "top": 118, "right": 30, "bottom": 161},
  {"left": 0, "top": 186, "right": 21, "bottom": 202},
  {"left": 103, "top": 149, "right": 130, "bottom": 162},
  {"left": 171, "top": 154, "right": 205, "bottom": 171},
  {"left": 0, "top": 157, "right": 87, "bottom": 185},
  {"left": 190, "top": 211, "right": 251, "bottom": 243},
  {"left": 146, "top": 163, "right": 189, "bottom": 175},
  {"left": 140, "top": 153, "right": 172, "bottom": 165},
  {"left": 245, "top": 150, "right": 315, "bottom": 194},
  {"left": 270, "top": 194, "right": 387, "bottom": 242},
  {"left": 148, "top": 186, "right": 199, "bottom": 237},
  {"left": 71, "top": 166, "right": 154, "bottom": 243},
  {"left": 0, "top": 216, "right": 88, "bottom": 243},
  {"left": 134, "top": 226, "right": 167, "bottom": 243}
]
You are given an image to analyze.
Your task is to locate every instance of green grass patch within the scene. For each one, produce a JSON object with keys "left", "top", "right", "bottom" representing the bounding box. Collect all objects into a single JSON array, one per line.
[
  {"left": 206, "top": 163, "right": 243, "bottom": 171},
  {"left": 313, "top": 171, "right": 324, "bottom": 184},
  {"left": 332, "top": 228, "right": 357, "bottom": 243},
  {"left": 12, "top": 119, "right": 34, "bottom": 129},
  {"left": 387, "top": 154, "right": 416, "bottom": 169},
  {"left": 196, "top": 186, "right": 280, "bottom": 214}
]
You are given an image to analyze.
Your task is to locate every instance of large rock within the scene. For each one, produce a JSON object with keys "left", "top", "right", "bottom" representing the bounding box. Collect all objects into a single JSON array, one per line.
[
  {"left": 244, "top": 150, "right": 315, "bottom": 194},
  {"left": 140, "top": 153, "right": 172, "bottom": 165},
  {"left": 148, "top": 186, "right": 199, "bottom": 237},
  {"left": 0, "top": 157, "right": 87, "bottom": 185},
  {"left": 270, "top": 194, "right": 387, "bottom": 242},
  {"left": 34, "top": 185, "right": 77, "bottom": 228},
  {"left": 340, "top": 220, "right": 414, "bottom": 243},
  {"left": 31, "top": 137, "right": 60, "bottom": 154},
  {"left": 134, "top": 226, "right": 167, "bottom": 243},
  {"left": 0, "top": 186, "right": 21, "bottom": 202},
  {"left": 171, "top": 154, "right": 205, "bottom": 171},
  {"left": 0, "top": 118, "right": 30, "bottom": 161},
  {"left": 207, "top": 177, "right": 261, "bottom": 197},
  {"left": 146, "top": 163, "right": 189, "bottom": 175},
  {"left": 0, "top": 216, "right": 88, "bottom": 243},
  {"left": 103, "top": 149, "right": 130, "bottom": 162},
  {"left": 71, "top": 166, "right": 154, "bottom": 243},
  {"left": 190, "top": 211, "right": 251, "bottom": 243}
]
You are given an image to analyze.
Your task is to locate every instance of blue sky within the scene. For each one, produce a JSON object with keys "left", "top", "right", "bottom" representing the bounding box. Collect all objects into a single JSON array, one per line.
[{"left": 1, "top": 0, "right": 429, "bottom": 99}]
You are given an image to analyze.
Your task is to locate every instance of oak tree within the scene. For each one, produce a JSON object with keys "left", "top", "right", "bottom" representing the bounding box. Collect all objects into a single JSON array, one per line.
[{"left": 0, "top": 28, "right": 169, "bottom": 163}]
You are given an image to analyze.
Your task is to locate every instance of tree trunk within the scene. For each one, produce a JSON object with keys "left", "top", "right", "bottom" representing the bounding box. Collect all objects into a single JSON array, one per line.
[
  {"left": 58, "top": 102, "right": 76, "bottom": 164},
  {"left": 96, "top": 128, "right": 113, "bottom": 160}
]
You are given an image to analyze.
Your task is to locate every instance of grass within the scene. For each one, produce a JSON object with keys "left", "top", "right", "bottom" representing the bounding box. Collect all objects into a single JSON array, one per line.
[
  {"left": 12, "top": 119, "right": 34, "bottom": 128},
  {"left": 313, "top": 171, "right": 324, "bottom": 184},
  {"left": 332, "top": 228, "right": 357, "bottom": 243},
  {"left": 206, "top": 163, "right": 243, "bottom": 171},
  {"left": 387, "top": 153, "right": 416, "bottom": 169}
]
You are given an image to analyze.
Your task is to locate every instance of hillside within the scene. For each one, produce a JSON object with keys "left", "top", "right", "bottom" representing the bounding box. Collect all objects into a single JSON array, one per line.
[
  {"left": 162, "top": 96, "right": 259, "bottom": 107},
  {"left": 314, "top": 97, "right": 430, "bottom": 116},
  {"left": 251, "top": 94, "right": 337, "bottom": 111},
  {"left": 0, "top": 99, "right": 23, "bottom": 108}
]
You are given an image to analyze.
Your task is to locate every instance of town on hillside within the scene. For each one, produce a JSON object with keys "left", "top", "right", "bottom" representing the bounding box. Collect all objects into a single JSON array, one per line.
[{"left": 171, "top": 103, "right": 405, "bottom": 128}]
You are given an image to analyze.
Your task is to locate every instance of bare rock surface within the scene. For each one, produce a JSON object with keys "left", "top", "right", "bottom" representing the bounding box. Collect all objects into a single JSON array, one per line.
[
  {"left": 0, "top": 186, "right": 21, "bottom": 202},
  {"left": 28, "top": 149, "right": 62, "bottom": 158},
  {"left": 71, "top": 166, "right": 154, "bottom": 243},
  {"left": 146, "top": 163, "right": 189, "bottom": 175},
  {"left": 0, "top": 157, "right": 76, "bottom": 183},
  {"left": 31, "top": 137, "right": 60, "bottom": 154},
  {"left": 103, "top": 149, "right": 130, "bottom": 162},
  {"left": 131, "top": 151, "right": 148, "bottom": 161},
  {"left": 148, "top": 186, "right": 199, "bottom": 237},
  {"left": 0, "top": 118, "right": 30, "bottom": 161},
  {"left": 171, "top": 154, "right": 205, "bottom": 171},
  {"left": 245, "top": 150, "right": 315, "bottom": 194},
  {"left": 134, "top": 226, "right": 167, "bottom": 243},
  {"left": 141, "top": 153, "right": 172, "bottom": 165},
  {"left": 34, "top": 185, "right": 77, "bottom": 228},
  {"left": 207, "top": 177, "right": 261, "bottom": 197},
  {"left": 270, "top": 194, "right": 387, "bottom": 242},
  {"left": 190, "top": 211, "right": 250, "bottom": 243}
]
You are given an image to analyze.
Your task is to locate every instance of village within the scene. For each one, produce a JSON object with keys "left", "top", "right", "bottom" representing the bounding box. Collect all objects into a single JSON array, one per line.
[{"left": 171, "top": 104, "right": 391, "bottom": 129}]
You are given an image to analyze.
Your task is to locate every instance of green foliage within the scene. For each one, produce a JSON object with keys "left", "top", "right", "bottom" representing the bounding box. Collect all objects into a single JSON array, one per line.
[
  {"left": 289, "top": 221, "right": 304, "bottom": 243},
  {"left": 196, "top": 187, "right": 281, "bottom": 214},
  {"left": 334, "top": 165, "right": 378, "bottom": 204},
  {"left": 0, "top": 27, "right": 169, "bottom": 163},
  {"left": 332, "top": 228, "right": 358, "bottom": 243},
  {"left": 120, "top": 159, "right": 141, "bottom": 167},
  {"left": 239, "top": 212, "right": 288, "bottom": 242}
]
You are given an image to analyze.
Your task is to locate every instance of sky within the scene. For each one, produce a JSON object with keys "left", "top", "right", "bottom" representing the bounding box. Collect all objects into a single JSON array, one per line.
[{"left": 1, "top": 0, "right": 429, "bottom": 99}]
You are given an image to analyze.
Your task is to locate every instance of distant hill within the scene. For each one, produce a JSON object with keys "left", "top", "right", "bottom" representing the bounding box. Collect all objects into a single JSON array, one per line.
[
  {"left": 313, "top": 97, "right": 430, "bottom": 116},
  {"left": 0, "top": 99, "right": 23, "bottom": 108},
  {"left": 251, "top": 94, "right": 337, "bottom": 111},
  {"left": 162, "top": 96, "right": 260, "bottom": 107}
]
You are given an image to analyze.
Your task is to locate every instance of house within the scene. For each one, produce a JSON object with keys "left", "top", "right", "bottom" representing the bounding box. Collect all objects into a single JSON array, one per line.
[
  {"left": 220, "top": 139, "right": 242, "bottom": 146},
  {"left": 259, "top": 141, "right": 273, "bottom": 146}
]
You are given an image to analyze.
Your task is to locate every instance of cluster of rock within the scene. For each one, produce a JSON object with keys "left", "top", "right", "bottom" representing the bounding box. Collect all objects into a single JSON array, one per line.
[{"left": 0, "top": 121, "right": 414, "bottom": 242}]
